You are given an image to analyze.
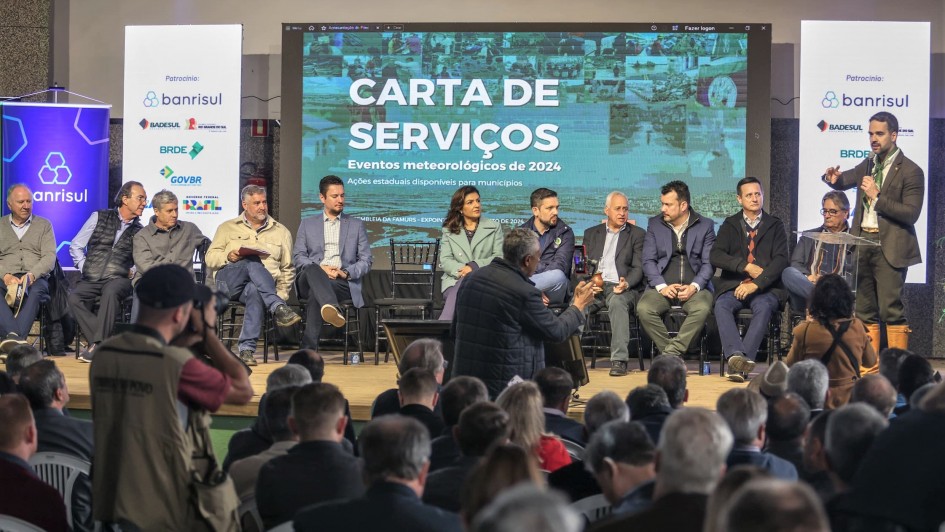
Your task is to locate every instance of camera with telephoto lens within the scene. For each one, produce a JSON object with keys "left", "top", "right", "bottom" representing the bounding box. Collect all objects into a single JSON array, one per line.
[{"left": 194, "top": 285, "right": 229, "bottom": 316}]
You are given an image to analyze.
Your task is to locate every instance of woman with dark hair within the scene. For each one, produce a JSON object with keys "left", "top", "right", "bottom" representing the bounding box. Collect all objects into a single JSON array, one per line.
[
  {"left": 438, "top": 186, "right": 504, "bottom": 321},
  {"left": 786, "top": 274, "right": 877, "bottom": 409}
]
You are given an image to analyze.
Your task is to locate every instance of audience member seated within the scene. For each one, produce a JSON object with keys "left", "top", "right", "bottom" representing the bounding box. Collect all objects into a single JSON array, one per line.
[
  {"left": 716, "top": 388, "right": 797, "bottom": 480},
  {"left": 286, "top": 349, "right": 357, "bottom": 449},
  {"left": 647, "top": 354, "right": 688, "bottom": 408},
  {"left": 5, "top": 343, "right": 42, "bottom": 384},
  {"left": 893, "top": 353, "right": 935, "bottom": 416},
  {"left": 257, "top": 382, "right": 362, "bottom": 529},
  {"left": 424, "top": 402, "right": 510, "bottom": 512},
  {"left": 228, "top": 386, "right": 299, "bottom": 501},
  {"left": 461, "top": 444, "right": 544, "bottom": 528},
  {"left": 372, "top": 338, "right": 445, "bottom": 418},
  {"left": 763, "top": 392, "right": 809, "bottom": 474},
  {"left": 496, "top": 381, "right": 571, "bottom": 472},
  {"left": 471, "top": 485, "right": 581, "bottom": 532},
  {"left": 908, "top": 381, "right": 938, "bottom": 409},
  {"left": 0, "top": 394, "right": 69, "bottom": 531},
  {"left": 223, "top": 363, "right": 312, "bottom": 470},
  {"left": 549, "top": 390, "right": 629, "bottom": 502},
  {"left": 878, "top": 347, "right": 910, "bottom": 414},
  {"left": 18, "top": 360, "right": 94, "bottom": 531},
  {"left": 625, "top": 384, "right": 673, "bottom": 444},
  {"left": 535, "top": 367, "right": 585, "bottom": 444},
  {"left": 801, "top": 411, "right": 835, "bottom": 501},
  {"left": 585, "top": 421, "right": 656, "bottom": 517},
  {"left": 719, "top": 479, "right": 830, "bottom": 532},
  {"left": 849, "top": 374, "right": 897, "bottom": 418},
  {"left": 0, "top": 370, "right": 14, "bottom": 394},
  {"left": 294, "top": 415, "right": 462, "bottom": 532},
  {"left": 703, "top": 466, "right": 772, "bottom": 532},
  {"left": 398, "top": 368, "right": 445, "bottom": 438},
  {"left": 746, "top": 360, "right": 788, "bottom": 401},
  {"left": 786, "top": 274, "right": 877, "bottom": 408},
  {"left": 589, "top": 408, "right": 733, "bottom": 532},
  {"left": 787, "top": 359, "right": 829, "bottom": 418},
  {"left": 430, "top": 376, "right": 488, "bottom": 471}
]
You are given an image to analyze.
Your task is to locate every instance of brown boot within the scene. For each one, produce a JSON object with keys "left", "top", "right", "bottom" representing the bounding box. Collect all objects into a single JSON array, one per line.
[
  {"left": 886, "top": 324, "right": 911, "bottom": 350},
  {"left": 862, "top": 323, "right": 882, "bottom": 375}
]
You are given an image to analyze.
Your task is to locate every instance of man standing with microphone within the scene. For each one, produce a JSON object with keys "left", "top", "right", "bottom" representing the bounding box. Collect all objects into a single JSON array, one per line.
[{"left": 823, "top": 111, "right": 924, "bottom": 355}]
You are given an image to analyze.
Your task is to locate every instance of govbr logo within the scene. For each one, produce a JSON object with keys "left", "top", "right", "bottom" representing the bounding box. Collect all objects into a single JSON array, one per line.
[
  {"left": 143, "top": 91, "right": 160, "bottom": 108},
  {"left": 38, "top": 152, "right": 72, "bottom": 185},
  {"left": 822, "top": 91, "right": 840, "bottom": 109},
  {"left": 160, "top": 165, "right": 202, "bottom": 185}
]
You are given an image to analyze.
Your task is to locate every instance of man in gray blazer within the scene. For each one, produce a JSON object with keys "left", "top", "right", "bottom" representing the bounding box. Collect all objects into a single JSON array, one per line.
[
  {"left": 293, "top": 175, "right": 372, "bottom": 349},
  {"left": 0, "top": 184, "right": 55, "bottom": 351}
]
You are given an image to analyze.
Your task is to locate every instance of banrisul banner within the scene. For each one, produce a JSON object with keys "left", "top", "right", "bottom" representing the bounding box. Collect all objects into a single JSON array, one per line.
[
  {"left": 0, "top": 102, "right": 110, "bottom": 266},
  {"left": 122, "top": 24, "right": 242, "bottom": 239},
  {"left": 799, "top": 21, "right": 929, "bottom": 283}
]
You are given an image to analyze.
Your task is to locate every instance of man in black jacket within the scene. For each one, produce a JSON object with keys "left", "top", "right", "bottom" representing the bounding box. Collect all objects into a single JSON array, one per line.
[
  {"left": 710, "top": 177, "right": 788, "bottom": 381},
  {"left": 452, "top": 228, "right": 595, "bottom": 398}
]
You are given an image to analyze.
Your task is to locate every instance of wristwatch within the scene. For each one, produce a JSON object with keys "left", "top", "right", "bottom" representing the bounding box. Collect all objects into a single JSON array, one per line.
[{"left": 340, "top": 268, "right": 350, "bottom": 279}]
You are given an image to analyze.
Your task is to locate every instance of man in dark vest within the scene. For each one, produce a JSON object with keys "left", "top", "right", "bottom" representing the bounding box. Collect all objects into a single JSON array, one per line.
[{"left": 69, "top": 181, "right": 146, "bottom": 361}]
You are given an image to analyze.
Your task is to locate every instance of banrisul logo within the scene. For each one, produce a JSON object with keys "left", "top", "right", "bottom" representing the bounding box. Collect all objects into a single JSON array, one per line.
[
  {"left": 34, "top": 152, "right": 89, "bottom": 203},
  {"left": 144, "top": 91, "right": 223, "bottom": 107},
  {"left": 822, "top": 90, "right": 909, "bottom": 109}
]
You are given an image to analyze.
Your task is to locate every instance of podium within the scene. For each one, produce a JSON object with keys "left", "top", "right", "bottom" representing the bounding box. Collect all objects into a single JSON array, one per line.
[{"left": 795, "top": 230, "right": 881, "bottom": 296}]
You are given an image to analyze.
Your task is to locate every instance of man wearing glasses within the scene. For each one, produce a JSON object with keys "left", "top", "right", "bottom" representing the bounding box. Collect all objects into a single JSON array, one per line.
[
  {"left": 781, "top": 191, "right": 851, "bottom": 314},
  {"left": 69, "top": 181, "right": 146, "bottom": 361}
]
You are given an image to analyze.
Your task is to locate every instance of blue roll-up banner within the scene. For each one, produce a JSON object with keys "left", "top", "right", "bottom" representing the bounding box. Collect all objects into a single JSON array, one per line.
[{"left": 0, "top": 102, "right": 111, "bottom": 266}]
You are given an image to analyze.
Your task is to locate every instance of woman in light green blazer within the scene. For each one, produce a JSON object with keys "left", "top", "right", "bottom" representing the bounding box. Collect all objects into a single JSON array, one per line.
[{"left": 438, "top": 185, "right": 504, "bottom": 320}]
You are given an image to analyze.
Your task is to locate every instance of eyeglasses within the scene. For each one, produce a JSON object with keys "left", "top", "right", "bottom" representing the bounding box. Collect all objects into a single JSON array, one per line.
[{"left": 820, "top": 208, "right": 847, "bottom": 216}]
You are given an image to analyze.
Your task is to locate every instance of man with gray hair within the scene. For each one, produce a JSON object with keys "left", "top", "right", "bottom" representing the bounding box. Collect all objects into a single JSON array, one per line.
[
  {"left": 716, "top": 388, "right": 797, "bottom": 480},
  {"left": 373, "top": 338, "right": 446, "bottom": 419},
  {"left": 5, "top": 344, "right": 43, "bottom": 383},
  {"left": 591, "top": 408, "right": 733, "bottom": 532},
  {"left": 581, "top": 191, "right": 645, "bottom": 376},
  {"left": 472, "top": 485, "right": 581, "bottom": 532},
  {"left": 266, "top": 363, "right": 313, "bottom": 391},
  {"left": 824, "top": 403, "right": 888, "bottom": 493},
  {"left": 585, "top": 421, "right": 656, "bottom": 517},
  {"left": 133, "top": 189, "right": 206, "bottom": 280},
  {"left": 787, "top": 359, "right": 829, "bottom": 418},
  {"left": 453, "top": 228, "right": 595, "bottom": 398},
  {"left": 781, "top": 190, "right": 852, "bottom": 313},
  {"left": 294, "top": 415, "right": 462, "bottom": 531},
  {"left": 850, "top": 374, "right": 897, "bottom": 418},
  {"left": 719, "top": 479, "right": 829, "bottom": 532},
  {"left": 206, "top": 184, "right": 300, "bottom": 366}
]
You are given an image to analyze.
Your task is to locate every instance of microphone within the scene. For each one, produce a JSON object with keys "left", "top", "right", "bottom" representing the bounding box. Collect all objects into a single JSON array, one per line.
[{"left": 866, "top": 154, "right": 874, "bottom": 177}]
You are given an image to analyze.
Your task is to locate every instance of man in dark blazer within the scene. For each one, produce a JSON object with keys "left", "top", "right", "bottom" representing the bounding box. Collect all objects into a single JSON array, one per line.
[
  {"left": 823, "top": 111, "right": 924, "bottom": 354},
  {"left": 294, "top": 415, "right": 462, "bottom": 532},
  {"left": 452, "top": 229, "right": 595, "bottom": 398},
  {"left": 535, "top": 367, "right": 585, "bottom": 444},
  {"left": 716, "top": 388, "right": 798, "bottom": 481},
  {"left": 710, "top": 177, "right": 788, "bottom": 381},
  {"left": 637, "top": 181, "right": 715, "bottom": 357},
  {"left": 582, "top": 191, "right": 645, "bottom": 376},
  {"left": 293, "top": 174, "right": 372, "bottom": 350}
]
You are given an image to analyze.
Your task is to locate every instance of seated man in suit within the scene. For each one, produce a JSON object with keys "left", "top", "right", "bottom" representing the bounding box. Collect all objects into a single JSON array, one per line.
[
  {"left": 293, "top": 175, "right": 372, "bottom": 349},
  {"left": 710, "top": 177, "right": 788, "bottom": 381},
  {"left": 582, "top": 191, "right": 646, "bottom": 377},
  {"left": 781, "top": 191, "right": 851, "bottom": 314},
  {"left": 637, "top": 180, "right": 715, "bottom": 357},
  {"left": 518, "top": 188, "right": 574, "bottom": 304},
  {"left": 535, "top": 367, "right": 585, "bottom": 444},
  {"left": 69, "top": 181, "right": 146, "bottom": 362},
  {"left": 398, "top": 368, "right": 444, "bottom": 438},
  {"left": 716, "top": 388, "right": 798, "bottom": 481},
  {"left": 294, "top": 415, "right": 463, "bottom": 532},
  {"left": 0, "top": 184, "right": 55, "bottom": 351},
  {"left": 18, "top": 359, "right": 94, "bottom": 531},
  {"left": 206, "top": 185, "right": 301, "bottom": 366}
]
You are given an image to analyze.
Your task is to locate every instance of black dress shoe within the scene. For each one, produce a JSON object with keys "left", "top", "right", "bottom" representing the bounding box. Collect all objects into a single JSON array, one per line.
[{"left": 609, "top": 360, "right": 629, "bottom": 376}]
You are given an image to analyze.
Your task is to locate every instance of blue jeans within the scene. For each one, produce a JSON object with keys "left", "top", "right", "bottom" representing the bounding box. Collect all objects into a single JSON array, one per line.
[
  {"left": 0, "top": 277, "right": 49, "bottom": 338},
  {"left": 216, "top": 257, "right": 285, "bottom": 352},
  {"left": 530, "top": 269, "right": 569, "bottom": 304},
  {"left": 714, "top": 290, "right": 779, "bottom": 361},
  {"left": 781, "top": 267, "right": 813, "bottom": 314}
]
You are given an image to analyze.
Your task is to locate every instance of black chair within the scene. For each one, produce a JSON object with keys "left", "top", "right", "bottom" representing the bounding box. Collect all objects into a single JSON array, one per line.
[
  {"left": 648, "top": 306, "right": 710, "bottom": 375},
  {"left": 373, "top": 239, "right": 440, "bottom": 364},
  {"left": 294, "top": 278, "right": 364, "bottom": 365},
  {"left": 217, "top": 301, "right": 279, "bottom": 363},
  {"left": 718, "top": 306, "right": 784, "bottom": 377},
  {"left": 580, "top": 306, "right": 645, "bottom": 371},
  {"left": 74, "top": 295, "right": 133, "bottom": 358}
]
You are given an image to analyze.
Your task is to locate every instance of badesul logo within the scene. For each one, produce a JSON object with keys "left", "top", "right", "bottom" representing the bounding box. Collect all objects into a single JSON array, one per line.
[
  {"left": 143, "top": 90, "right": 223, "bottom": 107},
  {"left": 35, "top": 152, "right": 89, "bottom": 202}
]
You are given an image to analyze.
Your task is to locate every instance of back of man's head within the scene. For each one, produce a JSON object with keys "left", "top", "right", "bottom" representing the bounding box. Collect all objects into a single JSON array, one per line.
[
  {"left": 850, "top": 374, "right": 897, "bottom": 418},
  {"left": 657, "top": 408, "right": 733, "bottom": 495},
  {"left": 287, "top": 349, "right": 325, "bottom": 382},
  {"left": 267, "top": 364, "right": 313, "bottom": 392},
  {"left": 399, "top": 338, "right": 444, "bottom": 382},
  {"left": 5, "top": 344, "right": 42, "bottom": 381},
  {"left": 398, "top": 368, "right": 439, "bottom": 406},
  {"left": 471, "top": 484, "right": 582, "bottom": 532},
  {"left": 360, "top": 415, "right": 431, "bottom": 484},
  {"left": 825, "top": 403, "right": 888, "bottom": 486},
  {"left": 264, "top": 386, "right": 299, "bottom": 442},
  {"left": 17, "top": 360, "right": 66, "bottom": 411},
  {"left": 585, "top": 420, "right": 655, "bottom": 475},
  {"left": 787, "top": 360, "right": 828, "bottom": 411},
  {"left": 457, "top": 402, "right": 510, "bottom": 457},
  {"left": 290, "top": 382, "right": 347, "bottom": 441},
  {"left": 534, "top": 367, "right": 573, "bottom": 411},
  {"left": 716, "top": 388, "right": 767, "bottom": 446},
  {"left": 0, "top": 394, "right": 34, "bottom": 455},
  {"left": 802, "top": 410, "right": 833, "bottom": 475},
  {"left": 766, "top": 392, "right": 810, "bottom": 443},
  {"left": 626, "top": 384, "right": 671, "bottom": 418},
  {"left": 440, "top": 376, "right": 489, "bottom": 427},
  {"left": 647, "top": 355, "right": 687, "bottom": 408},
  {"left": 720, "top": 479, "right": 829, "bottom": 532},
  {"left": 897, "top": 354, "right": 934, "bottom": 403},
  {"left": 878, "top": 347, "right": 911, "bottom": 388},
  {"left": 584, "top": 390, "right": 629, "bottom": 436}
]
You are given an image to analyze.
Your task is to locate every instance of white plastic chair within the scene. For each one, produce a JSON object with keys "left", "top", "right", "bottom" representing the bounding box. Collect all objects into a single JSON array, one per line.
[
  {"left": 237, "top": 496, "right": 263, "bottom": 532},
  {"left": 28, "top": 452, "right": 90, "bottom": 531},
  {"left": 571, "top": 493, "right": 612, "bottom": 524},
  {"left": 268, "top": 521, "right": 294, "bottom": 532},
  {"left": 0, "top": 514, "right": 46, "bottom": 532},
  {"left": 561, "top": 438, "right": 586, "bottom": 461}
]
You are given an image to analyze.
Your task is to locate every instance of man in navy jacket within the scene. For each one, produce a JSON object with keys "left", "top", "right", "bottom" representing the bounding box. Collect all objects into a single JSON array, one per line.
[{"left": 519, "top": 188, "right": 574, "bottom": 304}]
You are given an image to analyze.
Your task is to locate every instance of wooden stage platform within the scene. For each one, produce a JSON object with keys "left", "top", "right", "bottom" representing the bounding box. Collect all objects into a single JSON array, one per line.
[{"left": 60, "top": 352, "right": 750, "bottom": 421}]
